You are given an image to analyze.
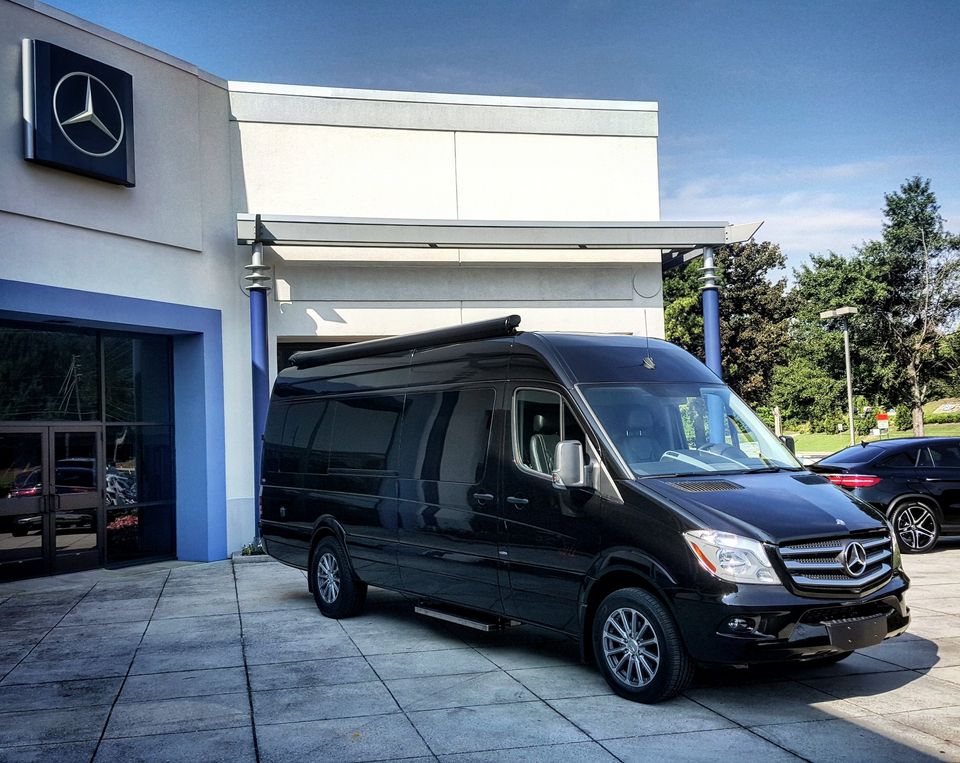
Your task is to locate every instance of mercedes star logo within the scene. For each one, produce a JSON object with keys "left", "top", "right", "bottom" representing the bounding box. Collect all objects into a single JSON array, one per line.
[
  {"left": 842, "top": 541, "right": 868, "bottom": 577},
  {"left": 53, "top": 72, "right": 124, "bottom": 157}
]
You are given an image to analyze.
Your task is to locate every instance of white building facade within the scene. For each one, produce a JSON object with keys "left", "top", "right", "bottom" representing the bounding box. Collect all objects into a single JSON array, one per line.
[{"left": 0, "top": 0, "right": 678, "bottom": 579}]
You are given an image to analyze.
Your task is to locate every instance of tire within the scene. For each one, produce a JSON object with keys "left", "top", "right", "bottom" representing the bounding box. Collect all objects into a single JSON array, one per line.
[
  {"left": 310, "top": 537, "right": 367, "bottom": 618},
  {"left": 890, "top": 501, "right": 940, "bottom": 553},
  {"left": 592, "top": 587, "right": 693, "bottom": 703}
]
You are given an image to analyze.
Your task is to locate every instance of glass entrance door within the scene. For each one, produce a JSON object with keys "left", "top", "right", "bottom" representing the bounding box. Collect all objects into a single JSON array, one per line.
[
  {"left": 0, "top": 428, "right": 103, "bottom": 578},
  {"left": 0, "top": 430, "right": 47, "bottom": 578},
  {"left": 50, "top": 428, "right": 102, "bottom": 572}
]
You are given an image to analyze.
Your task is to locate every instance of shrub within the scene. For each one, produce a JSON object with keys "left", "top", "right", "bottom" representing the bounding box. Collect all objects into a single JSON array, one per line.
[{"left": 894, "top": 404, "right": 912, "bottom": 431}]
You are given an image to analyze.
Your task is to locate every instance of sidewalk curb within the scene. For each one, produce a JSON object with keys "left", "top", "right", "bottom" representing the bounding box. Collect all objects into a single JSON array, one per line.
[{"left": 231, "top": 552, "right": 274, "bottom": 564}]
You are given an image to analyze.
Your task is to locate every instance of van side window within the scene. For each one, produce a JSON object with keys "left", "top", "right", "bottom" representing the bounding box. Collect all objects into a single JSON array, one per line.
[
  {"left": 328, "top": 396, "right": 403, "bottom": 472},
  {"left": 400, "top": 389, "right": 495, "bottom": 483},
  {"left": 515, "top": 389, "right": 586, "bottom": 476},
  {"left": 273, "top": 400, "right": 333, "bottom": 473}
]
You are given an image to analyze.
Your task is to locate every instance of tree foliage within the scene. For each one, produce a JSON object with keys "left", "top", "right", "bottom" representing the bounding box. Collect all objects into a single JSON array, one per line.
[{"left": 860, "top": 177, "right": 960, "bottom": 434}]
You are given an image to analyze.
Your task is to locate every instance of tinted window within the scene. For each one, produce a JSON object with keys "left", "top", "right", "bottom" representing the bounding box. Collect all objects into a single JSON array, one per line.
[
  {"left": 819, "top": 445, "right": 878, "bottom": 466},
  {"left": 103, "top": 335, "right": 172, "bottom": 422},
  {"left": 328, "top": 396, "right": 403, "bottom": 472},
  {"left": 931, "top": 444, "right": 960, "bottom": 468},
  {"left": 0, "top": 327, "right": 99, "bottom": 420},
  {"left": 881, "top": 449, "right": 920, "bottom": 468},
  {"left": 273, "top": 400, "right": 335, "bottom": 474},
  {"left": 400, "top": 389, "right": 495, "bottom": 483}
]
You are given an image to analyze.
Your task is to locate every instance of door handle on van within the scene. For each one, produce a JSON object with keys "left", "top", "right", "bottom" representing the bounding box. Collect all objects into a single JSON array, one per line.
[
  {"left": 473, "top": 493, "right": 495, "bottom": 505},
  {"left": 506, "top": 496, "right": 529, "bottom": 507}
]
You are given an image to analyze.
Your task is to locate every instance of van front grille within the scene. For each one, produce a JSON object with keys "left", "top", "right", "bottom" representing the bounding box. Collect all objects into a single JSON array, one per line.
[{"left": 778, "top": 531, "right": 893, "bottom": 594}]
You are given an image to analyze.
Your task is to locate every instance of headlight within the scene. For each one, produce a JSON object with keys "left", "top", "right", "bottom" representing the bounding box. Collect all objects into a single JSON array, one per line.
[
  {"left": 684, "top": 530, "right": 780, "bottom": 585},
  {"left": 886, "top": 520, "right": 902, "bottom": 570}
]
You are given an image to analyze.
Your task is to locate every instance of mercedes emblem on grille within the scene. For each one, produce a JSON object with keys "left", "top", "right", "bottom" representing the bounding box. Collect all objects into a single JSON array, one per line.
[{"left": 842, "top": 541, "right": 868, "bottom": 577}]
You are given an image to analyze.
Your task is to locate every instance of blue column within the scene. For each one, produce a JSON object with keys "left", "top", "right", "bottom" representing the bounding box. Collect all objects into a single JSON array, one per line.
[
  {"left": 701, "top": 246, "right": 722, "bottom": 378},
  {"left": 245, "top": 239, "right": 272, "bottom": 540},
  {"left": 249, "top": 288, "right": 269, "bottom": 536}
]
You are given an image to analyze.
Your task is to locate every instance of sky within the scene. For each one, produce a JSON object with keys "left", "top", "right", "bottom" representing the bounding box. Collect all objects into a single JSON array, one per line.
[{"left": 48, "top": 0, "right": 960, "bottom": 274}]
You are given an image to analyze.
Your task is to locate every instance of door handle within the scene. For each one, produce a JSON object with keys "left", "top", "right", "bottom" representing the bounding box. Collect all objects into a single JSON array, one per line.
[
  {"left": 506, "top": 496, "right": 529, "bottom": 507},
  {"left": 923, "top": 478, "right": 942, "bottom": 482},
  {"left": 473, "top": 493, "right": 495, "bottom": 504}
]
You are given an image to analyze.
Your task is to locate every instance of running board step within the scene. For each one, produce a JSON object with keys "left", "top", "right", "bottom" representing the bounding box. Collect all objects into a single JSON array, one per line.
[{"left": 414, "top": 604, "right": 519, "bottom": 632}]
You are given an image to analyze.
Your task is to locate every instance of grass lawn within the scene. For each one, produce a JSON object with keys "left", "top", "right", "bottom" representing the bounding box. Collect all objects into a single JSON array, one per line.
[{"left": 792, "top": 422, "right": 960, "bottom": 455}]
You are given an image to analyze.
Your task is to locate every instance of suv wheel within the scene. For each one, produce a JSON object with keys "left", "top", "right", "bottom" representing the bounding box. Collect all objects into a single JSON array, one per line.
[
  {"left": 592, "top": 587, "right": 693, "bottom": 703},
  {"left": 890, "top": 501, "right": 939, "bottom": 553},
  {"left": 310, "top": 537, "right": 367, "bottom": 618}
]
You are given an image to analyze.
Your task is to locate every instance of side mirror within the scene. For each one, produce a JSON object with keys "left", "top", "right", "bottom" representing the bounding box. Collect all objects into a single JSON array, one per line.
[
  {"left": 552, "top": 440, "right": 586, "bottom": 489},
  {"left": 779, "top": 435, "right": 796, "bottom": 455}
]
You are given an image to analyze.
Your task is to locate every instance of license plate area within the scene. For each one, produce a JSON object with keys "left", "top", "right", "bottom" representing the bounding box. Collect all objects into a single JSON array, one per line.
[{"left": 824, "top": 613, "right": 888, "bottom": 649}]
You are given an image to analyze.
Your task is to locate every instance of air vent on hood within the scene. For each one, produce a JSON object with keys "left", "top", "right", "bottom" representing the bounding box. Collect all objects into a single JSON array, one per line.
[
  {"left": 668, "top": 480, "right": 745, "bottom": 493},
  {"left": 792, "top": 473, "right": 828, "bottom": 485}
]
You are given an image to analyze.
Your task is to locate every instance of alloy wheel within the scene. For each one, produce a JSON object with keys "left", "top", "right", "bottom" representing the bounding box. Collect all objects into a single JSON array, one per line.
[
  {"left": 316, "top": 552, "right": 341, "bottom": 604},
  {"left": 895, "top": 504, "right": 937, "bottom": 551},
  {"left": 602, "top": 607, "right": 661, "bottom": 687}
]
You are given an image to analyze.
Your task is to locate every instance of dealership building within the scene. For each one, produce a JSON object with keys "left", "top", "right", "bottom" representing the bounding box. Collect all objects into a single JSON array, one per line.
[{"left": 0, "top": 0, "right": 753, "bottom": 580}]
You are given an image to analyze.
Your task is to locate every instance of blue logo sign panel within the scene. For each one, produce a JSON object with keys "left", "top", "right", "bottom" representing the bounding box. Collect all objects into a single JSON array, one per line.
[{"left": 23, "top": 40, "right": 135, "bottom": 187}]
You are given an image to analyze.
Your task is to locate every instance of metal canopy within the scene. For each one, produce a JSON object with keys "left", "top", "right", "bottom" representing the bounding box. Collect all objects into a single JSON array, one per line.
[{"left": 236, "top": 214, "right": 762, "bottom": 263}]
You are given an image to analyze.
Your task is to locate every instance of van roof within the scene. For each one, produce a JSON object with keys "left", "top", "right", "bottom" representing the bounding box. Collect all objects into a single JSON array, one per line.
[{"left": 522, "top": 332, "right": 719, "bottom": 385}]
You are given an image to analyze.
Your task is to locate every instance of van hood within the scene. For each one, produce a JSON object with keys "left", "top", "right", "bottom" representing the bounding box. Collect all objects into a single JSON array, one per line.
[{"left": 634, "top": 471, "right": 886, "bottom": 544}]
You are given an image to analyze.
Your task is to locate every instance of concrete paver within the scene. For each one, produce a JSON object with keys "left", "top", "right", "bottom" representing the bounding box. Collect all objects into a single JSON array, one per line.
[{"left": 0, "top": 549, "right": 958, "bottom": 761}]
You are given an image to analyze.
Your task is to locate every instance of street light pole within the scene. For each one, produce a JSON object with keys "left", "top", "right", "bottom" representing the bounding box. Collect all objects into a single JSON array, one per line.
[{"left": 820, "top": 306, "right": 859, "bottom": 447}]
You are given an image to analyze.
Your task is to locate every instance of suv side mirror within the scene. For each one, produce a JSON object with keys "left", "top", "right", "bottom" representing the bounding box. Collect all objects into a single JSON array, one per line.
[
  {"left": 552, "top": 440, "right": 586, "bottom": 488},
  {"left": 779, "top": 435, "right": 796, "bottom": 455}
]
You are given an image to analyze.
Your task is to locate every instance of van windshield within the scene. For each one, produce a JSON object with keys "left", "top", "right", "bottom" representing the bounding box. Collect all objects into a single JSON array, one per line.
[{"left": 580, "top": 383, "right": 801, "bottom": 477}]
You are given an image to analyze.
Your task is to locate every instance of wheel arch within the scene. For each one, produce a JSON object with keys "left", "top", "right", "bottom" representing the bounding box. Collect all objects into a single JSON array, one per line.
[
  {"left": 888, "top": 493, "right": 943, "bottom": 523},
  {"left": 579, "top": 555, "right": 677, "bottom": 665},
  {"left": 307, "top": 517, "right": 348, "bottom": 593}
]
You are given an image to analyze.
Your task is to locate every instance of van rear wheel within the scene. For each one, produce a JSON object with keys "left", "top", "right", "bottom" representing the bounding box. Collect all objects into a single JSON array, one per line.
[
  {"left": 311, "top": 537, "right": 367, "bottom": 618},
  {"left": 592, "top": 588, "right": 693, "bottom": 703}
]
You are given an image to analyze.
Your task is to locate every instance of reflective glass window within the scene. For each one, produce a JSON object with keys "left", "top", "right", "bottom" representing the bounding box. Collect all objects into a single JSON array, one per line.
[
  {"left": 328, "top": 396, "right": 404, "bottom": 473},
  {"left": 0, "top": 327, "right": 99, "bottom": 421},
  {"left": 402, "top": 389, "right": 496, "bottom": 483},
  {"left": 103, "top": 335, "right": 172, "bottom": 423},
  {"left": 106, "top": 426, "right": 174, "bottom": 504}
]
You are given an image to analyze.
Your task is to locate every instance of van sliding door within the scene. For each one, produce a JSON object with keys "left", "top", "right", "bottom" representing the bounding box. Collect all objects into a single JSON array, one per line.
[{"left": 396, "top": 386, "right": 504, "bottom": 613}]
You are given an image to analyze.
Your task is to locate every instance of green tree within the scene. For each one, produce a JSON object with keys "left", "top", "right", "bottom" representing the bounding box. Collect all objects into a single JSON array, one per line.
[
  {"left": 772, "top": 251, "right": 890, "bottom": 429},
  {"left": 860, "top": 177, "right": 960, "bottom": 434},
  {"left": 663, "top": 241, "right": 790, "bottom": 405}
]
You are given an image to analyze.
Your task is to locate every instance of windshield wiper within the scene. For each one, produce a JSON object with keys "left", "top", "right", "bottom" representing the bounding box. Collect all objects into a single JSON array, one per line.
[{"left": 742, "top": 466, "right": 781, "bottom": 474}]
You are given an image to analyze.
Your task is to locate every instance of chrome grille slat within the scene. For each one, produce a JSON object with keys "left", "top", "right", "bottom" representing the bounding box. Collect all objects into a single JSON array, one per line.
[{"left": 778, "top": 532, "right": 893, "bottom": 593}]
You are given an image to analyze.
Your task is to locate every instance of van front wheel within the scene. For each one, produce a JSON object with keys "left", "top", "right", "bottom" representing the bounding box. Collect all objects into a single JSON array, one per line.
[
  {"left": 592, "top": 588, "right": 693, "bottom": 703},
  {"left": 311, "top": 537, "right": 367, "bottom": 618}
]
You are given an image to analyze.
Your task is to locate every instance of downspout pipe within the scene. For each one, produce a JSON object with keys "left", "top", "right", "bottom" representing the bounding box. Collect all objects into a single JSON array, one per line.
[{"left": 244, "top": 215, "right": 272, "bottom": 540}]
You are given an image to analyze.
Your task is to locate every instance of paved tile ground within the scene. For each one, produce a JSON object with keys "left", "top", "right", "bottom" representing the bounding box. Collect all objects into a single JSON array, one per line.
[{"left": 2, "top": 544, "right": 960, "bottom": 762}]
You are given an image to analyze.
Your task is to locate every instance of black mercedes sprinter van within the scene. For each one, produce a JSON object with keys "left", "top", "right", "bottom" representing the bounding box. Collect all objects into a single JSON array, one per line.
[{"left": 260, "top": 315, "right": 909, "bottom": 702}]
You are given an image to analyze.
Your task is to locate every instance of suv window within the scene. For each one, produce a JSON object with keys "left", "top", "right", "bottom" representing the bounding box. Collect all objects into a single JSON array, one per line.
[
  {"left": 515, "top": 389, "right": 586, "bottom": 476},
  {"left": 882, "top": 449, "right": 920, "bottom": 468},
  {"left": 930, "top": 444, "right": 960, "bottom": 468}
]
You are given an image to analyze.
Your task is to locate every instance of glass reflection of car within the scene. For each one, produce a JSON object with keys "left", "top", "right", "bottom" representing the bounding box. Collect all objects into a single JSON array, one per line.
[
  {"left": 9, "top": 468, "right": 42, "bottom": 497},
  {"left": 10, "top": 460, "right": 97, "bottom": 537},
  {"left": 809, "top": 437, "right": 960, "bottom": 553}
]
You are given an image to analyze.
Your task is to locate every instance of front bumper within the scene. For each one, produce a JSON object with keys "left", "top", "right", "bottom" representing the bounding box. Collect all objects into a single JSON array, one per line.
[{"left": 671, "top": 572, "right": 910, "bottom": 665}]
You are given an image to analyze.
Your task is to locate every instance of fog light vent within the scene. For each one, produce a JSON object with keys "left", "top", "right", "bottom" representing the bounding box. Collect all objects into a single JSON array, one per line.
[{"left": 726, "top": 616, "right": 756, "bottom": 634}]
